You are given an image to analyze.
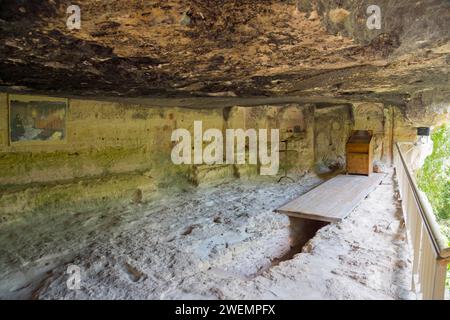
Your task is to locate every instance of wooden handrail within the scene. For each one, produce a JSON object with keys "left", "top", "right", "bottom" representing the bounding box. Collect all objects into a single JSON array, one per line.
[
  {"left": 395, "top": 142, "right": 449, "bottom": 299},
  {"left": 395, "top": 142, "right": 450, "bottom": 260}
]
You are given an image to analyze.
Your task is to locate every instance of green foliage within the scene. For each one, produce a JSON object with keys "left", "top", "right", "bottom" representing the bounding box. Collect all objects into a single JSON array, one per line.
[
  {"left": 447, "top": 262, "right": 450, "bottom": 289},
  {"left": 417, "top": 124, "right": 450, "bottom": 222}
]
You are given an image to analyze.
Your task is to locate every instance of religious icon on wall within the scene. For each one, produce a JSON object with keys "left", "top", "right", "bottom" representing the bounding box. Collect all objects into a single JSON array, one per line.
[{"left": 9, "top": 95, "right": 67, "bottom": 143}]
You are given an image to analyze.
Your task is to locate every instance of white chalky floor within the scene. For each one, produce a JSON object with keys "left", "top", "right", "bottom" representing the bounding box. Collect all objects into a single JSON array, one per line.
[{"left": 0, "top": 171, "right": 414, "bottom": 300}]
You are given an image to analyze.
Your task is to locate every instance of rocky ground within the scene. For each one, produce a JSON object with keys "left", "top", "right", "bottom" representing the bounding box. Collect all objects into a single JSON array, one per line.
[{"left": 0, "top": 171, "right": 416, "bottom": 300}]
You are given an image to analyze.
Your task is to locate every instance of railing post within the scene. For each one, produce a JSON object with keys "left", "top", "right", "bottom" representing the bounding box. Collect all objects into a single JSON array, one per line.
[
  {"left": 411, "top": 214, "right": 422, "bottom": 288},
  {"left": 432, "top": 261, "right": 447, "bottom": 300}
]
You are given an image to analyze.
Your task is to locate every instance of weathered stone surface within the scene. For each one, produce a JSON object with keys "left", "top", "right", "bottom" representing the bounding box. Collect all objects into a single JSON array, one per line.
[
  {"left": 0, "top": 1, "right": 448, "bottom": 220},
  {"left": 0, "top": 0, "right": 448, "bottom": 116},
  {"left": 0, "top": 90, "right": 420, "bottom": 219}
]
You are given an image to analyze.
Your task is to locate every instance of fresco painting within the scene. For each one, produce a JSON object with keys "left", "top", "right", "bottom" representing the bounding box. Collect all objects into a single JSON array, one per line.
[{"left": 9, "top": 96, "right": 66, "bottom": 143}]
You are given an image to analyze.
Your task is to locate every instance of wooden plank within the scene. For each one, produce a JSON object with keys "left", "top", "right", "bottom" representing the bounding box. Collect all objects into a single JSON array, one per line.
[{"left": 276, "top": 173, "right": 386, "bottom": 223}]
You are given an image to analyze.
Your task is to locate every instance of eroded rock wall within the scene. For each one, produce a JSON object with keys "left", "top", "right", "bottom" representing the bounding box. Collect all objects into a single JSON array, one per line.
[
  {"left": 1, "top": 0, "right": 449, "bottom": 115},
  {"left": 314, "top": 105, "right": 353, "bottom": 171},
  {"left": 0, "top": 93, "right": 418, "bottom": 222}
]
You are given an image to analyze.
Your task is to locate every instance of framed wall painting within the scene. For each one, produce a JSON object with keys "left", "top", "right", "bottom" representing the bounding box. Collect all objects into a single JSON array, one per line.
[{"left": 8, "top": 94, "right": 68, "bottom": 145}]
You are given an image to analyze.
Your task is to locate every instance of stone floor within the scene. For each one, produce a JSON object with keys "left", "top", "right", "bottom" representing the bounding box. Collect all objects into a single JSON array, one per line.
[{"left": 0, "top": 171, "right": 415, "bottom": 300}]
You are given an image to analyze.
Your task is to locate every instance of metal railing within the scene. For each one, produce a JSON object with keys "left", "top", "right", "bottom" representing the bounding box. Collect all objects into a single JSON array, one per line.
[{"left": 394, "top": 142, "right": 450, "bottom": 300}]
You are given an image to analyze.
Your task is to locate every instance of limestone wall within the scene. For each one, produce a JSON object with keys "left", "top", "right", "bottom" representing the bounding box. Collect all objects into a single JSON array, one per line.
[
  {"left": 314, "top": 105, "right": 353, "bottom": 171},
  {"left": 226, "top": 105, "right": 315, "bottom": 179},
  {"left": 0, "top": 93, "right": 417, "bottom": 221}
]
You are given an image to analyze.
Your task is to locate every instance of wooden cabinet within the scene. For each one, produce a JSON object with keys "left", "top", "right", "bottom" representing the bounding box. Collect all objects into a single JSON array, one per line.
[{"left": 346, "top": 130, "right": 373, "bottom": 176}]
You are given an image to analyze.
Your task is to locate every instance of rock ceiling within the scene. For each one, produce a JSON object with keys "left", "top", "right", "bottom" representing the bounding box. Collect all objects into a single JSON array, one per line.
[{"left": 0, "top": 0, "right": 449, "bottom": 116}]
